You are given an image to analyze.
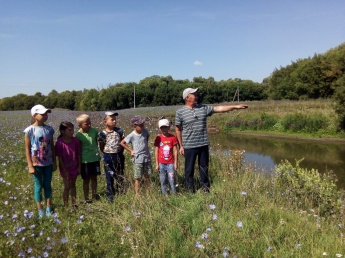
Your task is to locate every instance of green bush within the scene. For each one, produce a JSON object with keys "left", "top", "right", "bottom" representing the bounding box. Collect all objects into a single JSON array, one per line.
[
  {"left": 281, "top": 113, "right": 328, "bottom": 133},
  {"left": 273, "top": 160, "right": 341, "bottom": 217}
]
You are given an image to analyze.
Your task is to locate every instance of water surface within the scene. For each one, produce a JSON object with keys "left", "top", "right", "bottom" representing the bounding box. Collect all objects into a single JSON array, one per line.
[{"left": 209, "top": 133, "right": 345, "bottom": 188}]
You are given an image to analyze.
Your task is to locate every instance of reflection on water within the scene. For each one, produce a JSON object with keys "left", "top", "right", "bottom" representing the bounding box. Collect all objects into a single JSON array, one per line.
[{"left": 209, "top": 133, "right": 345, "bottom": 189}]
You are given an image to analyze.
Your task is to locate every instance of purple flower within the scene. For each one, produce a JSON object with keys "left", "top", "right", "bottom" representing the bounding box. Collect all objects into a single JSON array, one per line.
[
  {"left": 212, "top": 214, "right": 218, "bottom": 220},
  {"left": 201, "top": 233, "right": 208, "bottom": 240},
  {"left": 61, "top": 238, "right": 67, "bottom": 244},
  {"left": 43, "top": 251, "right": 49, "bottom": 257},
  {"left": 237, "top": 221, "right": 243, "bottom": 228},
  {"left": 209, "top": 204, "right": 216, "bottom": 210},
  {"left": 241, "top": 191, "right": 247, "bottom": 196},
  {"left": 195, "top": 241, "right": 204, "bottom": 249},
  {"left": 267, "top": 246, "right": 273, "bottom": 251},
  {"left": 125, "top": 226, "right": 131, "bottom": 232}
]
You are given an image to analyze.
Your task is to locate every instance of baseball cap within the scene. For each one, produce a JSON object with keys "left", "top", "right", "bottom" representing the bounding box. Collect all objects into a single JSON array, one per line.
[
  {"left": 31, "top": 104, "right": 51, "bottom": 116},
  {"left": 158, "top": 119, "right": 170, "bottom": 128},
  {"left": 182, "top": 88, "right": 198, "bottom": 99},
  {"left": 130, "top": 115, "right": 145, "bottom": 126},
  {"left": 104, "top": 111, "right": 118, "bottom": 119}
]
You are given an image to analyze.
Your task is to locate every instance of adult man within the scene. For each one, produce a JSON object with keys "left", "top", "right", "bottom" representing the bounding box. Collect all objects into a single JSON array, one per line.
[{"left": 175, "top": 88, "right": 248, "bottom": 193}]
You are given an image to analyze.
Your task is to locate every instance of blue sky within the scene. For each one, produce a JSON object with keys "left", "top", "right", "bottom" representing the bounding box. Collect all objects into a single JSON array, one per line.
[{"left": 0, "top": 0, "right": 344, "bottom": 99}]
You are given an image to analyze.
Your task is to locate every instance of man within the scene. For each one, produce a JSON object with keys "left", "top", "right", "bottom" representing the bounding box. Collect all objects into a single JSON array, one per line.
[{"left": 175, "top": 88, "right": 248, "bottom": 193}]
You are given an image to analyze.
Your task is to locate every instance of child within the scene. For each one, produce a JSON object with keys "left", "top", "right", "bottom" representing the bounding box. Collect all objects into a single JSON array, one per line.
[
  {"left": 75, "top": 114, "right": 101, "bottom": 203},
  {"left": 154, "top": 118, "right": 178, "bottom": 195},
  {"left": 98, "top": 111, "right": 125, "bottom": 202},
  {"left": 55, "top": 121, "right": 81, "bottom": 208},
  {"left": 121, "top": 115, "right": 152, "bottom": 196},
  {"left": 24, "top": 104, "right": 56, "bottom": 218}
]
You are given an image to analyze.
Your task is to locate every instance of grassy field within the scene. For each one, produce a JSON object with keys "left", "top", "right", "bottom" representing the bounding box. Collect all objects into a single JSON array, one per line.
[{"left": 1, "top": 100, "right": 345, "bottom": 257}]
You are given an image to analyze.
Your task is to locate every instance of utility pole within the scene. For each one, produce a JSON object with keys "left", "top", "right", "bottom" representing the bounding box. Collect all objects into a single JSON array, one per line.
[
  {"left": 232, "top": 86, "right": 240, "bottom": 102},
  {"left": 134, "top": 84, "right": 136, "bottom": 109}
]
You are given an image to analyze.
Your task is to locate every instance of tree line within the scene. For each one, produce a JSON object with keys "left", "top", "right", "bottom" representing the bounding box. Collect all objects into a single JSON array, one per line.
[
  {"left": 1, "top": 43, "right": 344, "bottom": 128},
  {"left": 0, "top": 76, "right": 266, "bottom": 111}
]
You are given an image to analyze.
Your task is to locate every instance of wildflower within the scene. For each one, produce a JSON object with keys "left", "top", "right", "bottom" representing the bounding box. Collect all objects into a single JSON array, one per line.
[
  {"left": 296, "top": 243, "right": 301, "bottom": 248},
  {"left": 125, "top": 226, "right": 131, "bottom": 232},
  {"left": 212, "top": 214, "right": 218, "bottom": 220},
  {"left": 61, "top": 238, "right": 67, "bottom": 244},
  {"left": 241, "top": 191, "right": 247, "bottom": 196},
  {"left": 0, "top": 215, "right": 3, "bottom": 219},
  {"left": 195, "top": 241, "right": 204, "bottom": 249},
  {"left": 39, "top": 231, "right": 43, "bottom": 236},
  {"left": 222, "top": 251, "right": 229, "bottom": 257},
  {"left": 4, "top": 201, "right": 8, "bottom": 205},
  {"left": 237, "top": 221, "right": 243, "bottom": 228},
  {"left": 224, "top": 247, "right": 230, "bottom": 251},
  {"left": 134, "top": 211, "right": 141, "bottom": 218},
  {"left": 43, "top": 245, "right": 51, "bottom": 250},
  {"left": 209, "top": 204, "right": 216, "bottom": 210},
  {"left": 77, "top": 219, "right": 82, "bottom": 224},
  {"left": 29, "top": 225, "right": 35, "bottom": 229},
  {"left": 338, "top": 224, "right": 343, "bottom": 228},
  {"left": 52, "top": 228, "right": 57, "bottom": 233},
  {"left": 336, "top": 254, "right": 342, "bottom": 258},
  {"left": 18, "top": 251, "right": 25, "bottom": 257},
  {"left": 79, "top": 215, "right": 84, "bottom": 220},
  {"left": 322, "top": 252, "right": 327, "bottom": 256},
  {"left": 201, "top": 233, "right": 208, "bottom": 240},
  {"left": 47, "top": 237, "right": 51, "bottom": 241},
  {"left": 27, "top": 248, "right": 32, "bottom": 253},
  {"left": 21, "top": 237, "right": 25, "bottom": 241},
  {"left": 254, "top": 212, "right": 259, "bottom": 216},
  {"left": 43, "top": 251, "right": 49, "bottom": 257},
  {"left": 54, "top": 218, "right": 61, "bottom": 224},
  {"left": 267, "top": 246, "right": 273, "bottom": 251},
  {"left": 206, "top": 227, "right": 212, "bottom": 232}
]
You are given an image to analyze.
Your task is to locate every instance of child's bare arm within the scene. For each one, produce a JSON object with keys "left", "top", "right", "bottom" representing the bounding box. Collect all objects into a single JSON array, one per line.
[
  {"left": 155, "top": 146, "right": 159, "bottom": 172},
  {"left": 121, "top": 139, "right": 135, "bottom": 156},
  {"left": 173, "top": 145, "right": 178, "bottom": 170},
  {"left": 24, "top": 135, "right": 35, "bottom": 174}
]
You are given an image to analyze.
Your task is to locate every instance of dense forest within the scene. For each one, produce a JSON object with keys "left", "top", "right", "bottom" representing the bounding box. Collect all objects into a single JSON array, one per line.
[{"left": 1, "top": 43, "right": 344, "bottom": 128}]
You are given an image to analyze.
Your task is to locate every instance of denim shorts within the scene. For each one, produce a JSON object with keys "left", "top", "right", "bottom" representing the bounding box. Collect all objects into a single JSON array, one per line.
[{"left": 133, "top": 162, "right": 152, "bottom": 179}]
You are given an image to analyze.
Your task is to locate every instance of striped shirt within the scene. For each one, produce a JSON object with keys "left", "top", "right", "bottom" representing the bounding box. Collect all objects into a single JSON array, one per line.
[{"left": 175, "top": 104, "right": 214, "bottom": 149}]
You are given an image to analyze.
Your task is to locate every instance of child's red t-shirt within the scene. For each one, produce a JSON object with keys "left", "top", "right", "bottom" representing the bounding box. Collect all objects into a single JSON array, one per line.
[{"left": 154, "top": 134, "right": 178, "bottom": 164}]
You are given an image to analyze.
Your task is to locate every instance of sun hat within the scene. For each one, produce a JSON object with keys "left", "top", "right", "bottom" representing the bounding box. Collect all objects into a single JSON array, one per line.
[
  {"left": 31, "top": 104, "right": 51, "bottom": 116},
  {"left": 158, "top": 119, "right": 170, "bottom": 128},
  {"left": 182, "top": 88, "right": 198, "bottom": 99},
  {"left": 130, "top": 115, "right": 145, "bottom": 126}
]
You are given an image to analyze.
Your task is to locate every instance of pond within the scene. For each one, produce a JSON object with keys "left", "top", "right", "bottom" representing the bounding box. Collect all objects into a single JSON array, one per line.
[{"left": 209, "top": 133, "right": 345, "bottom": 189}]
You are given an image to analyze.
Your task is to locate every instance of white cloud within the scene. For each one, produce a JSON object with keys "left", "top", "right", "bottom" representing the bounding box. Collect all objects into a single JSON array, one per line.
[{"left": 193, "top": 61, "right": 203, "bottom": 66}]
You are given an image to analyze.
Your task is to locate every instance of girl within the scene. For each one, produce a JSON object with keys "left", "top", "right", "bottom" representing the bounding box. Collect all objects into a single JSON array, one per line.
[
  {"left": 55, "top": 121, "right": 81, "bottom": 208},
  {"left": 24, "top": 104, "right": 56, "bottom": 218}
]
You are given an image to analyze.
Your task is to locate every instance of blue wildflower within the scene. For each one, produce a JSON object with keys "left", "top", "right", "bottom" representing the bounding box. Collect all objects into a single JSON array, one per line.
[
  {"left": 209, "top": 204, "right": 216, "bottom": 210},
  {"left": 125, "top": 226, "right": 131, "bottom": 232},
  {"left": 212, "top": 214, "right": 217, "bottom": 220},
  {"left": 237, "top": 221, "right": 243, "bottom": 228},
  {"left": 61, "top": 238, "right": 67, "bottom": 244}
]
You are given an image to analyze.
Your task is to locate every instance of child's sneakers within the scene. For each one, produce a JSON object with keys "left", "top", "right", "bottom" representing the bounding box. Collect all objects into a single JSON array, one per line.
[
  {"left": 46, "top": 206, "right": 52, "bottom": 217},
  {"left": 38, "top": 209, "right": 45, "bottom": 218}
]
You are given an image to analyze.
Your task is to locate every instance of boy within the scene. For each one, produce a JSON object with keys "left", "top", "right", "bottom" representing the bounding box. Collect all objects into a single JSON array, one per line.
[
  {"left": 121, "top": 115, "right": 152, "bottom": 196},
  {"left": 98, "top": 111, "right": 125, "bottom": 202},
  {"left": 154, "top": 118, "right": 178, "bottom": 195},
  {"left": 76, "top": 114, "right": 101, "bottom": 203}
]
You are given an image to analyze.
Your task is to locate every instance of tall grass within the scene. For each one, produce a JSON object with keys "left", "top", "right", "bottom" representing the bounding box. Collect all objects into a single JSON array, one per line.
[{"left": 0, "top": 102, "right": 345, "bottom": 257}]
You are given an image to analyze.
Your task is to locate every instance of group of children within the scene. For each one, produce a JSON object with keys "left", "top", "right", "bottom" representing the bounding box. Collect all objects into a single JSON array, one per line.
[{"left": 24, "top": 104, "right": 179, "bottom": 218}]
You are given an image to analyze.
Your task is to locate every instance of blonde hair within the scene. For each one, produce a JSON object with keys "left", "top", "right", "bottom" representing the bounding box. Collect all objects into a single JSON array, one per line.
[{"left": 76, "top": 114, "right": 90, "bottom": 125}]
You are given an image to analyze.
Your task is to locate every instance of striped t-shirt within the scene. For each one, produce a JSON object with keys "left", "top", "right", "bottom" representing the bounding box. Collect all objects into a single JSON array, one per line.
[{"left": 175, "top": 104, "right": 214, "bottom": 149}]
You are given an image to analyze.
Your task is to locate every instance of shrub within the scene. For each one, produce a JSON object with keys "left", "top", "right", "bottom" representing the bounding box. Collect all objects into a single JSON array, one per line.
[{"left": 273, "top": 159, "right": 341, "bottom": 217}]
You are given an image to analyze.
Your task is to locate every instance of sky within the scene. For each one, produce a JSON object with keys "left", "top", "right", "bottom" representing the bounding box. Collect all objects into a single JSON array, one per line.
[{"left": 0, "top": 0, "right": 344, "bottom": 99}]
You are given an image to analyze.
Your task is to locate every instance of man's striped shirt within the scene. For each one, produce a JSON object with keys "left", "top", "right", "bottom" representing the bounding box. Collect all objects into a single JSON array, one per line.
[{"left": 175, "top": 104, "right": 214, "bottom": 149}]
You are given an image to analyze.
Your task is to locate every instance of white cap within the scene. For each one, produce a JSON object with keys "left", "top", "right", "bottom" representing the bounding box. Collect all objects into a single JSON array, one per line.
[
  {"left": 31, "top": 104, "right": 51, "bottom": 116},
  {"left": 158, "top": 119, "right": 170, "bottom": 128},
  {"left": 182, "top": 88, "right": 198, "bottom": 99}
]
